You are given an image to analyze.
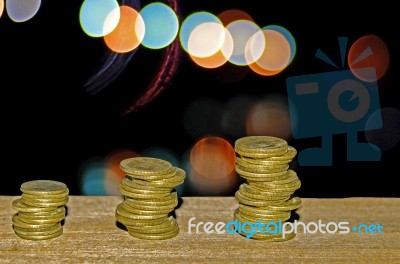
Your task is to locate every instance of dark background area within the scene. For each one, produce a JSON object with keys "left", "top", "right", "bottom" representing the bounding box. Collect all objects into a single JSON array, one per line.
[{"left": 1, "top": 1, "right": 399, "bottom": 197}]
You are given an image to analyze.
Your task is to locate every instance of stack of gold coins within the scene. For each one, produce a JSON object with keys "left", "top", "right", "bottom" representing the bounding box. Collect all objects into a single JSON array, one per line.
[
  {"left": 115, "top": 157, "right": 185, "bottom": 240},
  {"left": 12, "top": 180, "right": 69, "bottom": 240},
  {"left": 234, "top": 136, "right": 301, "bottom": 241}
]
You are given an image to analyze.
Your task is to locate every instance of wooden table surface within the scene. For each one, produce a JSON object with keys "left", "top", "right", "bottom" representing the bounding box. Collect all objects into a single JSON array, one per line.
[{"left": 0, "top": 196, "right": 399, "bottom": 263}]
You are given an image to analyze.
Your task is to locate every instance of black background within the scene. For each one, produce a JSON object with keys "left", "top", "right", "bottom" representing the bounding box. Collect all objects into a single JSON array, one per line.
[{"left": 1, "top": 1, "right": 399, "bottom": 197}]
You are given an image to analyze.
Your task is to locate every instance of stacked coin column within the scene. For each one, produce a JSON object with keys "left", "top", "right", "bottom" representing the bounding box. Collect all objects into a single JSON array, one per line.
[
  {"left": 234, "top": 136, "right": 302, "bottom": 241},
  {"left": 12, "top": 180, "right": 69, "bottom": 240},
  {"left": 115, "top": 157, "right": 185, "bottom": 240}
]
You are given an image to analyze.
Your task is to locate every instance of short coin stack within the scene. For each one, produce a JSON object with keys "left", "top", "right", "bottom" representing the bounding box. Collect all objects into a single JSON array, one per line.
[
  {"left": 116, "top": 157, "right": 185, "bottom": 240},
  {"left": 234, "top": 136, "right": 302, "bottom": 241},
  {"left": 12, "top": 180, "right": 69, "bottom": 240}
]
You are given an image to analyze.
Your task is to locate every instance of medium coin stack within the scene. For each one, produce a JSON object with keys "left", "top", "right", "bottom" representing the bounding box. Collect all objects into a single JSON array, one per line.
[
  {"left": 116, "top": 157, "right": 185, "bottom": 240},
  {"left": 234, "top": 136, "right": 302, "bottom": 241},
  {"left": 12, "top": 180, "right": 69, "bottom": 240}
]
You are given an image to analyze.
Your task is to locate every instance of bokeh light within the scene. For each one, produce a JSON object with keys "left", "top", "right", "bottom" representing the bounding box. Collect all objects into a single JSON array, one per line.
[
  {"left": 246, "top": 95, "right": 291, "bottom": 140},
  {"left": 189, "top": 28, "right": 233, "bottom": 69},
  {"left": 182, "top": 98, "right": 223, "bottom": 139},
  {"left": 188, "top": 22, "right": 225, "bottom": 58},
  {"left": 180, "top": 12, "right": 221, "bottom": 54},
  {"left": 79, "top": 149, "right": 139, "bottom": 195},
  {"left": 264, "top": 25, "right": 296, "bottom": 64},
  {"left": 0, "top": 0, "right": 4, "bottom": 19},
  {"left": 366, "top": 107, "right": 400, "bottom": 151},
  {"left": 225, "top": 20, "right": 265, "bottom": 66},
  {"left": 348, "top": 35, "right": 389, "bottom": 82},
  {"left": 218, "top": 9, "right": 254, "bottom": 26},
  {"left": 79, "top": 157, "right": 121, "bottom": 195},
  {"left": 187, "top": 137, "right": 238, "bottom": 195},
  {"left": 104, "top": 6, "right": 145, "bottom": 53},
  {"left": 140, "top": 2, "right": 179, "bottom": 49},
  {"left": 6, "top": 0, "right": 41, "bottom": 22},
  {"left": 79, "top": 0, "right": 120, "bottom": 37},
  {"left": 221, "top": 95, "right": 254, "bottom": 138},
  {"left": 248, "top": 28, "right": 291, "bottom": 76}
]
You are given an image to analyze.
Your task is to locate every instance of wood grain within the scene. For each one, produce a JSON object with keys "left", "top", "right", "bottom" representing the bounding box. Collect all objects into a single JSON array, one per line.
[{"left": 1, "top": 196, "right": 399, "bottom": 263}]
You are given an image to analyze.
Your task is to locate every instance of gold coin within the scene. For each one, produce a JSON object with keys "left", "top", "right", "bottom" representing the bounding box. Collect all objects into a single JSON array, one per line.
[
  {"left": 146, "top": 168, "right": 186, "bottom": 186},
  {"left": 20, "top": 190, "right": 69, "bottom": 200},
  {"left": 118, "top": 185, "right": 171, "bottom": 199},
  {"left": 18, "top": 207, "right": 65, "bottom": 216},
  {"left": 18, "top": 214, "right": 65, "bottom": 224},
  {"left": 121, "top": 178, "right": 172, "bottom": 192},
  {"left": 235, "top": 166, "right": 289, "bottom": 180},
  {"left": 123, "top": 200, "right": 177, "bottom": 211},
  {"left": 250, "top": 182, "right": 301, "bottom": 192},
  {"left": 121, "top": 202, "right": 173, "bottom": 215},
  {"left": 15, "top": 228, "right": 63, "bottom": 240},
  {"left": 115, "top": 212, "right": 167, "bottom": 227},
  {"left": 237, "top": 208, "right": 291, "bottom": 222},
  {"left": 251, "top": 231, "right": 295, "bottom": 241},
  {"left": 235, "top": 136, "right": 288, "bottom": 157},
  {"left": 240, "top": 146, "right": 297, "bottom": 164},
  {"left": 13, "top": 222, "right": 61, "bottom": 233},
  {"left": 127, "top": 217, "right": 178, "bottom": 234},
  {"left": 129, "top": 178, "right": 183, "bottom": 189},
  {"left": 241, "top": 183, "right": 294, "bottom": 197},
  {"left": 238, "top": 204, "right": 288, "bottom": 216},
  {"left": 20, "top": 180, "right": 68, "bottom": 195},
  {"left": 125, "top": 167, "right": 177, "bottom": 181},
  {"left": 124, "top": 193, "right": 178, "bottom": 207},
  {"left": 127, "top": 216, "right": 176, "bottom": 229},
  {"left": 235, "top": 220, "right": 296, "bottom": 241},
  {"left": 268, "top": 197, "right": 302, "bottom": 211},
  {"left": 120, "top": 157, "right": 173, "bottom": 176},
  {"left": 236, "top": 163, "right": 289, "bottom": 174},
  {"left": 248, "top": 170, "right": 300, "bottom": 187},
  {"left": 116, "top": 204, "right": 166, "bottom": 220},
  {"left": 252, "top": 182, "right": 301, "bottom": 193},
  {"left": 22, "top": 197, "right": 69, "bottom": 208},
  {"left": 235, "top": 210, "right": 290, "bottom": 223},
  {"left": 21, "top": 194, "right": 68, "bottom": 203},
  {"left": 18, "top": 207, "right": 65, "bottom": 219},
  {"left": 12, "top": 199, "right": 58, "bottom": 213},
  {"left": 121, "top": 178, "right": 173, "bottom": 193},
  {"left": 233, "top": 213, "right": 295, "bottom": 241},
  {"left": 14, "top": 224, "right": 62, "bottom": 237},
  {"left": 240, "top": 157, "right": 292, "bottom": 165},
  {"left": 128, "top": 226, "right": 179, "bottom": 240},
  {"left": 236, "top": 158, "right": 289, "bottom": 172},
  {"left": 120, "top": 182, "right": 172, "bottom": 195},
  {"left": 238, "top": 187, "right": 291, "bottom": 201},
  {"left": 234, "top": 215, "right": 285, "bottom": 235},
  {"left": 126, "top": 168, "right": 185, "bottom": 188},
  {"left": 235, "top": 191, "right": 288, "bottom": 207},
  {"left": 12, "top": 215, "right": 55, "bottom": 229}
]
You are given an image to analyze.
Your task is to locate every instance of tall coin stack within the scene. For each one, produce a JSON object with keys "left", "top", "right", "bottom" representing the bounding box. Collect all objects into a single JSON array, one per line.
[
  {"left": 234, "top": 136, "right": 302, "bottom": 241},
  {"left": 116, "top": 157, "right": 185, "bottom": 240},
  {"left": 12, "top": 180, "right": 69, "bottom": 240}
]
